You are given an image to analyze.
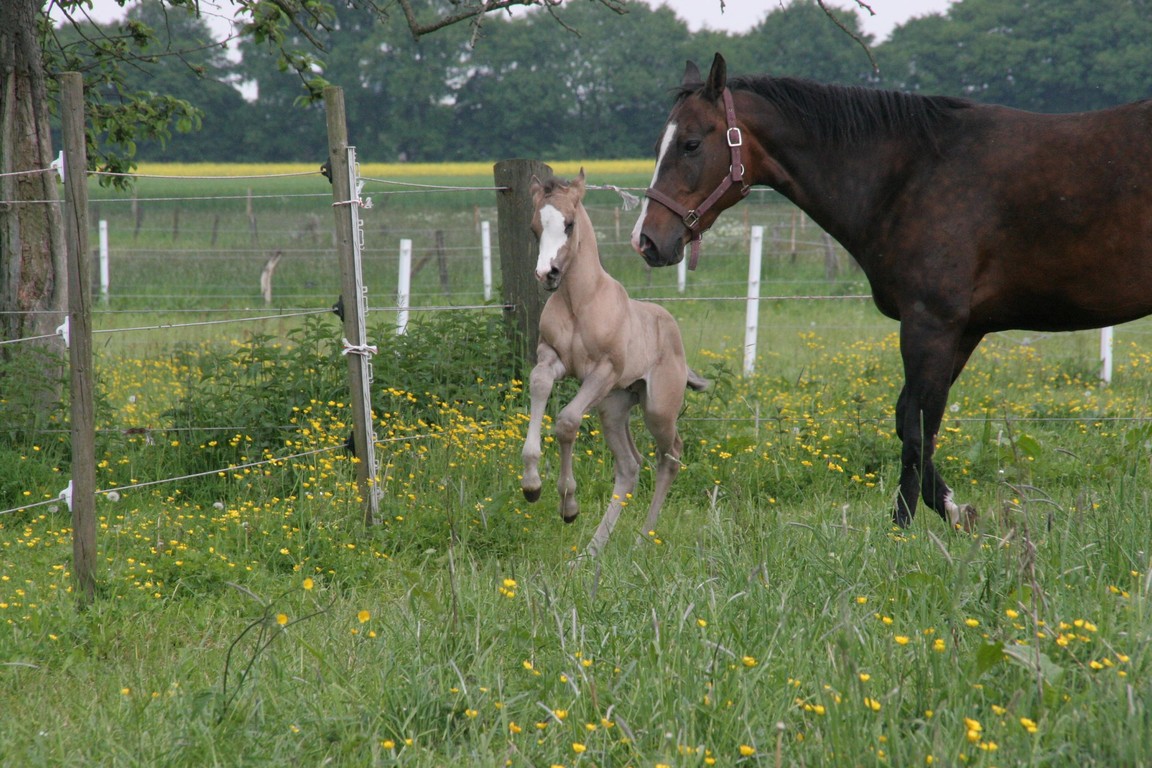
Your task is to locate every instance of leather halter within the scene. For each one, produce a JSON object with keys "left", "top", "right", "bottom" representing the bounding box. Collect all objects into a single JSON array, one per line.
[{"left": 644, "top": 87, "right": 750, "bottom": 270}]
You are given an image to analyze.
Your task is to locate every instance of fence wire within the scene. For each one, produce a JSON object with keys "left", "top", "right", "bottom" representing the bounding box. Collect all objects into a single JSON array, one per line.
[{"left": 3, "top": 165, "right": 1146, "bottom": 518}]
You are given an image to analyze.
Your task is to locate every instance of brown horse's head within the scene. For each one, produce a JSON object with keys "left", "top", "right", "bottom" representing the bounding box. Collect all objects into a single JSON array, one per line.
[
  {"left": 530, "top": 169, "right": 587, "bottom": 292},
  {"left": 632, "top": 53, "right": 747, "bottom": 268}
]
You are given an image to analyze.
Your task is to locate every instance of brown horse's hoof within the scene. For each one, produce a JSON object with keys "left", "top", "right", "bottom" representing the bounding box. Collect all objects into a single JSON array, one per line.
[
  {"left": 955, "top": 504, "right": 978, "bottom": 533},
  {"left": 522, "top": 486, "right": 541, "bottom": 503}
]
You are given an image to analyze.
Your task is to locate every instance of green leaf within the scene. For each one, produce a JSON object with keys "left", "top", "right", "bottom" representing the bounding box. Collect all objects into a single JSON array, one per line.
[
  {"left": 972, "top": 641, "right": 1006, "bottom": 678},
  {"left": 1015, "top": 434, "right": 1042, "bottom": 459},
  {"left": 1002, "top": 644, "right": 1065, "bottom": 688}
]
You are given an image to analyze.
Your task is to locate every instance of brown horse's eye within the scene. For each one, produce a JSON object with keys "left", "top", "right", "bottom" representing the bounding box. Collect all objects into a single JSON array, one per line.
[{"left": 684, "top": 139, "right": 701, "bottom": 153}]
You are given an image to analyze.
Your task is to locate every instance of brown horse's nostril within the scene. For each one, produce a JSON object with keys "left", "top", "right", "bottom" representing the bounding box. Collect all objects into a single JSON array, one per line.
[{"left": 637, "top": 234, "right": 657, "bottom": 264}]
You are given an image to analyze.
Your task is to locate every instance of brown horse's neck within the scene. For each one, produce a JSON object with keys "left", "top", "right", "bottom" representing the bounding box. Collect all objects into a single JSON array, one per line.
[{"left": 737, "top": 92, "right": 912, "bottom": 256}]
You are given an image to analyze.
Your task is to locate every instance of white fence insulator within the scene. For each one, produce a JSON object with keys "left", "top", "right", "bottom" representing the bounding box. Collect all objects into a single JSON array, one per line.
[
  {"left": 58, "top": 480, "right": 73, "bottom": 511},
  {"left": 51, "top": 150, "right": 64, "bottom": 182},
  {"left": 56, "top": 316, "right": 70, "bottom": 348}
]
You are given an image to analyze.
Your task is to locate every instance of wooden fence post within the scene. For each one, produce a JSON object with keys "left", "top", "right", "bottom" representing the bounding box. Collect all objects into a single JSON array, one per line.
[
  {"left": 324, "top": 86, "right": 379, "bottom": 527},
  {"left": 493, "top": 159, "right": 551, "bottom": 369},
  {"left": 60, "top": 72, "right": 96, "bottom": 605}
]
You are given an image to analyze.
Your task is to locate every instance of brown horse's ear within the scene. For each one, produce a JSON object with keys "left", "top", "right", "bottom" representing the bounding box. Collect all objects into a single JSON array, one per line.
[
  {"left": 701, "top": 52, "right": 727, "bottom": 101},
  {"left": 682, "top": 59, "right": 703, "bottom": 88}
]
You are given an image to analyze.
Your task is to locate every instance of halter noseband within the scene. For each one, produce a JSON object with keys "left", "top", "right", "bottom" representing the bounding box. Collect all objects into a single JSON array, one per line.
[{"left": 644, "top": 87, "right": 751, "bottom": 270}]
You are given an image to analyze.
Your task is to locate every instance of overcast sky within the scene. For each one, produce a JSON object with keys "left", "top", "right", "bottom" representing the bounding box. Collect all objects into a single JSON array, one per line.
[
  {"left": 65, "top": 0, "right": 954, "bottom": 43},
  {"left": 645, "top": 0, "right": 954, "bottom": 41}
]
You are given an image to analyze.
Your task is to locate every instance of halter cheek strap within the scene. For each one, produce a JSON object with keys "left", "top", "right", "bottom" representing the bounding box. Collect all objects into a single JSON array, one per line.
[{"left": 644, "top": 87, "right": 751, "bottom": 270}]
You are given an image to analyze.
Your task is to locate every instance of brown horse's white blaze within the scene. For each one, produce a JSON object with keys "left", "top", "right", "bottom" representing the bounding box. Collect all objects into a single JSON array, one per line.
[
  {"left": 634, "top": 52, "right": 1152, "bottom": 533},
  {"left": 521, "top": 170, "right": 708, "bottom": 557},
  {"left": 630, "top": 122, "right": 679, "bottom": 258}
]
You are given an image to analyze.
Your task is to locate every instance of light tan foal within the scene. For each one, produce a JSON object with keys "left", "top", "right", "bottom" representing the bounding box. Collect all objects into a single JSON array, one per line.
[{"left": 520, "top": 170, "right": 707, "bottom": 557}]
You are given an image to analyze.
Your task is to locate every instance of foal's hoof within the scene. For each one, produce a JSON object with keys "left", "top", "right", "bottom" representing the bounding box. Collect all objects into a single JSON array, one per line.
[
  {"left": 560, "top": 495, "right": 579, "bottom": 523},
  {"left": 522, "top": 486, "right": 541, "bottom": 503}
]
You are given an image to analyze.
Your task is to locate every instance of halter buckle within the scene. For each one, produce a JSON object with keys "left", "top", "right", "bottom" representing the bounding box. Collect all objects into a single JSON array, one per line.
[
  {"left": 683, "top": 210, "right": 701, "bottom": 230},
  {"left": 727, "top": 127, "right": 743, "bottom": 147}
]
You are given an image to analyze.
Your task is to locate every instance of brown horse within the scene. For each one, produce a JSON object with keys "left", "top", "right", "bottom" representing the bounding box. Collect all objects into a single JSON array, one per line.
[
  {"left": 632, "top": 53, "right": 1152, "bottom": 531},
  {"left": 521, "top": 171, "right": 708, "bottom": 557}
]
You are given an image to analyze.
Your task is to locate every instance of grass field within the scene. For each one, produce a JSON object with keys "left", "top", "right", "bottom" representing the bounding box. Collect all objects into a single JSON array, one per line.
[{"left": 2, "top": 165, "right": 1152, "bottom": 766}]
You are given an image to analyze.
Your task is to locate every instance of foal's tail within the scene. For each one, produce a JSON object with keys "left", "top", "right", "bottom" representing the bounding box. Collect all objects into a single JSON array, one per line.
[{"left": 686, "top": 367, "right": 710, "bottom": 392}]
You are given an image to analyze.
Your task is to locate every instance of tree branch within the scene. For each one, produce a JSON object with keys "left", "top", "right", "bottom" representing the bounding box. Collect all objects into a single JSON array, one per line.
[
  {"left": 394, "top": 0, "right": 623, "bottom": 40},
  {"left": 815, "top": 0, "right": 877, "bottom": 74}
]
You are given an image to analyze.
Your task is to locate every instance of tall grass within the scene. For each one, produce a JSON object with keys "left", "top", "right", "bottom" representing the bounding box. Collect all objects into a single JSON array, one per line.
[{"left": 2, "top": 167, "right": 1151, "bottom": 766}]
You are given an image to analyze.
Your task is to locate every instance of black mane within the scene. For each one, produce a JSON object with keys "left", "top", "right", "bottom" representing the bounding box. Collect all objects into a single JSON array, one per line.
[{"left": 681, "top": 76, "right": 973, "bottom": 147}]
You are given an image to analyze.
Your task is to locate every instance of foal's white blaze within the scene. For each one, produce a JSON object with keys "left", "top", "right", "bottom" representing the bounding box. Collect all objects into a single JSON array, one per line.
[
  {"left": 536, "top": 204, "right": 567, "bottom": 280},
  {"left": 630, "top": 121, "right": 678, "bottom": 253}
]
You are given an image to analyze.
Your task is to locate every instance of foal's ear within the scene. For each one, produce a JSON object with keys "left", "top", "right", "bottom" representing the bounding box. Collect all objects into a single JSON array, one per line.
[
  {"left": 529, "top": 174, "right": 543, "bottom": 200},
  {"left": 682, "top": 59, "right": 703, "bottom": 89},
  {"left": 573, "top": 167, "right": 586, "bottom": 199},
  {"left": 701, "top": 52, "right": 727, "bottom": 101}
]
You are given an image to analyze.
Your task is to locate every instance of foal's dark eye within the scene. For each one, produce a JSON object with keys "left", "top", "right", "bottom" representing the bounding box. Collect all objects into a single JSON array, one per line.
[{"left": 564, "top": 221, "right": 574, "bottom": 236}]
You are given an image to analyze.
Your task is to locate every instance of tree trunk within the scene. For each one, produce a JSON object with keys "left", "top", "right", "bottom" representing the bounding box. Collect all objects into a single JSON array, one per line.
[{"left": 0, "top": 0, "right": 67, "bottom": 415}]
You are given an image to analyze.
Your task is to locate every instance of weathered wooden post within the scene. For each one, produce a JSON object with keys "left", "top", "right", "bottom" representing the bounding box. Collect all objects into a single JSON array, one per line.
[
  {"left": 324, "top": 86, "right": 379, "bottom": 527},
  {"left": 60, "top": 72, "right": 96, "bottom": 605},
  {"left": 493, "top": 159, "right": 551, "bottom": 368}
]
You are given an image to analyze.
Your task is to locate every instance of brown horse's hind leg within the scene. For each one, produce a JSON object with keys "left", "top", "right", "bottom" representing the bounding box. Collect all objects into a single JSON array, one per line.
[
  {"left": 584, "top": 391, "right": 642, "bottom": 557},
  {"left": 894, "top": 326, "right": 981, "bottom": 530}
]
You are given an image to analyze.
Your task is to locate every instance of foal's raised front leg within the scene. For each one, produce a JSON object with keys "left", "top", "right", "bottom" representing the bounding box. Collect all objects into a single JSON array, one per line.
[
  {"left": 522, "top": 345, "right": 565, "bottom": 503},
  {"left": 553, "top": 363, "right": 618, "bottom": 523}
]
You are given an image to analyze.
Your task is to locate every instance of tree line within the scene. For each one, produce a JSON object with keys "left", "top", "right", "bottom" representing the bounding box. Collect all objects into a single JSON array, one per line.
[{"left": 50, "top": 0, "right": 1152, "bottom": 163}]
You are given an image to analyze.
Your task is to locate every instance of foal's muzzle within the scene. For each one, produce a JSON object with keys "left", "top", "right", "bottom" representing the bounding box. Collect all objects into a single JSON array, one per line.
[{"left": 537, "top": 266, "right": 562, "bottom": 292}]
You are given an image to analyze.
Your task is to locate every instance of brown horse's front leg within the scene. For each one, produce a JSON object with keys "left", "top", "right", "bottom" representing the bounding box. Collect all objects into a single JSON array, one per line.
[{"left": 522, "top": 346, "right": 565, "bottom": 503}]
